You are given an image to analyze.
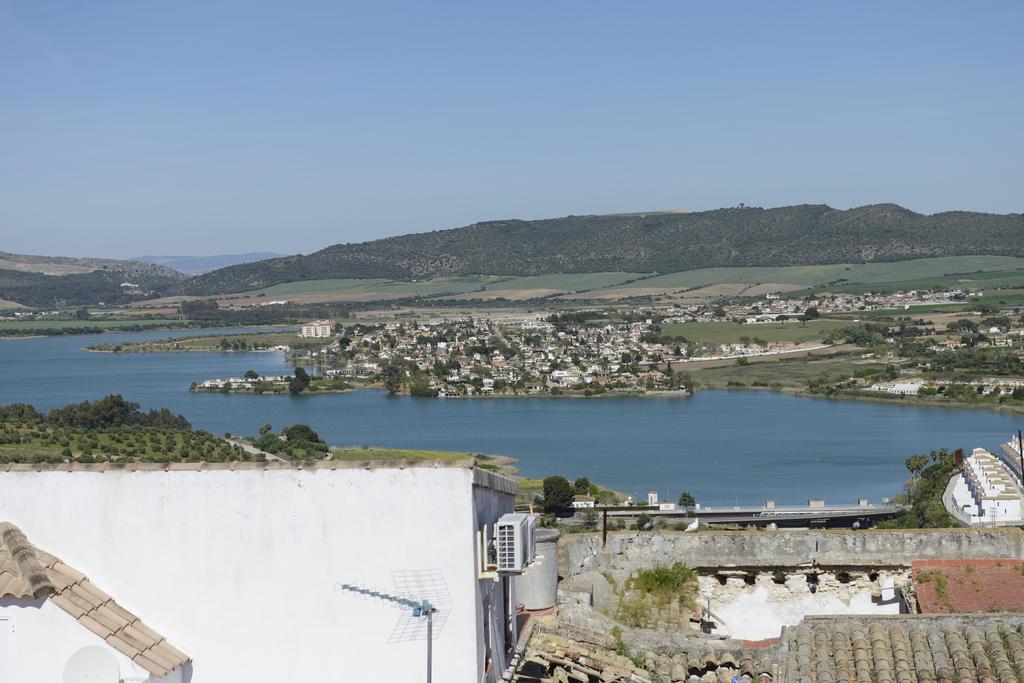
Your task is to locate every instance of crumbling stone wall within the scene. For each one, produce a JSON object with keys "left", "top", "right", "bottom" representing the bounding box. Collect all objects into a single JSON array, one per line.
[{"left": 562, "top": 528, "right": 1024, "bottom": 578}]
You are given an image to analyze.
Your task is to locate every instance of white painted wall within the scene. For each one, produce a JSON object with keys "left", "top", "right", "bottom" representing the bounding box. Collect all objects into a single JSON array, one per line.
[
  {"left": 700, "top": 573, "right": 904, "bottom": 640},
  {"left": 0, "top": 466, "right": 514, "bottom": 683},
  {"left": 0, "top": 597, "right": 181, "bottom": 683}
]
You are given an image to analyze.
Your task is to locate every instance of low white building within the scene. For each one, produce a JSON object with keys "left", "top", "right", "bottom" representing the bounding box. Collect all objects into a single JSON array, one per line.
[
  {"left": 0, "top": 460, "right": 518, "bottom": 682},
  {"left": 571, "top": 495, "right": 595, "bottom": 509},
  {"left": 952, "top": 448, "right": 1024, "bottom": 524},
  {"left": 299, "top": 319, "right": 336, "bottom": 338},
  {"left": 867, "top": 381, "right": 923, "bottom": 395}
]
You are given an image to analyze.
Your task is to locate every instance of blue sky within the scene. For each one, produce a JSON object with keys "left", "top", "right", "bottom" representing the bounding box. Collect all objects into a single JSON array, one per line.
[{"left": 1, "top": 1, "right": 1022, "bottom": 258}]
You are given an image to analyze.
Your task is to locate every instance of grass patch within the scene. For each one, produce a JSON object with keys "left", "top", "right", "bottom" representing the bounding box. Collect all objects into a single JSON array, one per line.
[
  {"left": 590, "top": 257, "right": 1024, "bottom": 298},
  {"left": 629, "top": 562, "right": 698, "bottom": 604},
  {"left": 690, "top": 353, "right": 881, "bottom": 390},
  {"left": 661, "top": 319, "right": 848, "bottom": 344},
  {"left": 330, "top": 447, "right": 473, "bottom": 461},
  {"left": 917, "top": 569, "right": 953, "bottom": 610}
]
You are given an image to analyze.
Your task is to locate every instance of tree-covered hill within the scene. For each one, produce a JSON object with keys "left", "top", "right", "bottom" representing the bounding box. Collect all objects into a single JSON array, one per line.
[
  {"left": 178, "top": 204, "right": 1024, "bottom": 295},
  {"left": 0, "top": 268, "right": 181, "bottom": 308}
]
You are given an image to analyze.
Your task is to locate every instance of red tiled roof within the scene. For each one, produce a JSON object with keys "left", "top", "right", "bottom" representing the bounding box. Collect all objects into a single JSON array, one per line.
[{"left": 913, "top": 559, "right": 1024, "bottom": 614}]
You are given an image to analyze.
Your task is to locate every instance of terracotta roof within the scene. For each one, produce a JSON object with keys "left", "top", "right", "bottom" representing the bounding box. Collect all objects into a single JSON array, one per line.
[
  {"left": 913, "top": 559, "right": 1024, "bottom": 614},
  {"left": 781, "top": 615, "right": 1024, "bottom": 682},
  {"left": 0, "top": 522, "right": 189, "bottom": 677}
]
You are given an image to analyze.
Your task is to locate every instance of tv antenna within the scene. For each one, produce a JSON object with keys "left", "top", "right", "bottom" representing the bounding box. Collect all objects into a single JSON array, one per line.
[{"left": 336, "top": 569, "right": 450, "bottom": 683}]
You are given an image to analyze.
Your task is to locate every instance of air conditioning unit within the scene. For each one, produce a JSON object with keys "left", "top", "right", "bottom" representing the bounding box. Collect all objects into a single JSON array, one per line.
[{"left": 495, "top": 513, "right": 536, "bottom": 573}]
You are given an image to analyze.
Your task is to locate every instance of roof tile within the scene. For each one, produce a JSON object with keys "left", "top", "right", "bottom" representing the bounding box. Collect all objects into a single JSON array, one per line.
[{"left": 0, "top": 521, "right": 189, "bottom": 677}]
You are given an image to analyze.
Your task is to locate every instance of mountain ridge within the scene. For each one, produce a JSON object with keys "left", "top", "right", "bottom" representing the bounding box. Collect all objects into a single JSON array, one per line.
[
  {"left": 0, "top": 251, "right": 183, "bottom": 279},
  {"left": 177, "top": 203, "right": 1024, "bottom": 295}
]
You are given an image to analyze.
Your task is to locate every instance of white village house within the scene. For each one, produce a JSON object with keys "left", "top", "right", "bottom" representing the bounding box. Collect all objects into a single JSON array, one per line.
[
  {"left": 570, "top": 495, "right": 595, "bottom": 509},
  {"left": 0, "top": 460, "right": 520, "bottom": 682}
]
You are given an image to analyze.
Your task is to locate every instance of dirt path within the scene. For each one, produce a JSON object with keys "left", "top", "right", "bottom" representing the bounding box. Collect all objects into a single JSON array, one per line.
[{"left": 227, "top": 438, "right": 287, "bottom": 462}]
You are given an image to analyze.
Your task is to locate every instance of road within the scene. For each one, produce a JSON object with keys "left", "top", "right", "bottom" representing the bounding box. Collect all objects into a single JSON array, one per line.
[{"left": 227, "top": 438, "right": 287, "bottom": 462}]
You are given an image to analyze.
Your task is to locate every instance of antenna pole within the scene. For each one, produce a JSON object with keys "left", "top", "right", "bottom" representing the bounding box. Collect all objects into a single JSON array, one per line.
[{"left": 426, "top": 601, "right": 433, "bottom": 683}]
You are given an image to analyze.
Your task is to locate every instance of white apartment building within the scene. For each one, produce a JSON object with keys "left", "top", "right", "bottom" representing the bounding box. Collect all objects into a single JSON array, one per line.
[
  {"left": 299, "top": 319, "right": 336, "bottom": 338},
  {"left": 952, "top": 448, "right": 1023, "bottom": 524}
]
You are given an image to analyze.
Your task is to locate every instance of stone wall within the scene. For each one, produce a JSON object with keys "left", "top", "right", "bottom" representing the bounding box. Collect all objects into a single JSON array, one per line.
[{"left": 562, "top": 528, "right": 1024, "bottom": 577}]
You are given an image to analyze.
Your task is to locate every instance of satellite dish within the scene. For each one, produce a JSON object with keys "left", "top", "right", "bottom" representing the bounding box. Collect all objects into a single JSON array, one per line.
[{"left": 63, "top": 646, "right": 120, "bottom": 683}]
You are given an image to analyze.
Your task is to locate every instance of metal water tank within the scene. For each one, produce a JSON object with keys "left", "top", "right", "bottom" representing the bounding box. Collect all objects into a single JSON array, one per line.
[{"left": 514, "top": 528, "right": 560, "bottom": 610}]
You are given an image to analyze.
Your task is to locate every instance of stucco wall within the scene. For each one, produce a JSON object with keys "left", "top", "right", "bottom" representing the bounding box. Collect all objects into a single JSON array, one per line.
[
  {"left": 0, "top": 598, "right": 182, "bottom": 683},
  {"left": 563, "top": 528, "right": 1024, "bottom": 576},
  {"left": 0, "top": 465, "right": 514, "bottom": 683}
]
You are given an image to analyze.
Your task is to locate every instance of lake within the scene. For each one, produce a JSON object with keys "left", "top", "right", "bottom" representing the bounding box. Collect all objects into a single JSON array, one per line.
[{"left": 2, "top": 329, "right": 1022, "bottom": 505}]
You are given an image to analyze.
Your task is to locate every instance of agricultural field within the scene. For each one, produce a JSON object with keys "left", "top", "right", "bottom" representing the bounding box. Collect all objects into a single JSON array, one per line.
[
  {"left": 223, "top": 272, "right": 648, "bottom": 304},
  {"left": 0, "top": 318, "right": 189, "bottom": 334},
  {"left": 224, "top": 276, "right": 500, "bottom": 305},
  {"left": 564, "top": 256, "right": 1024, "bottom": 301},
  {"left": 0, "top": 402, "right": 250, "bottom": 464},
  {"left": 88, "top": 330, "right": 300, "bottom": 353},
  {"left": 440, "top": 272, "right": 646, "bottom": 301},
  {"left": 119, "top": 256, "right": 1024, "bottom": 309},
  {"left": 660, "top": 319, "right": 850, "bottom": 344},
  {"left": 0, "top": 424, "right": 248, "bottom": 464},
  {"left": 690, "top": 354, "right": 888, "bottom": 391}
]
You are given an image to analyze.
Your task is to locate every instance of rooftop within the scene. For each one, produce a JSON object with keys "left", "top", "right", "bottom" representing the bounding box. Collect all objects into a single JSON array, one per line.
[
  {"left": 0, "top": 522, "right": 190, "bottom": 677},
  {"left": 913, "top": 559, "right": 1024, "bottom": 614},
  {"left": 0, "top": 459, "right": 518, "bottom": 494},
  {"left": 781, "top": 614, "right": 1024, "bottom": 682}
]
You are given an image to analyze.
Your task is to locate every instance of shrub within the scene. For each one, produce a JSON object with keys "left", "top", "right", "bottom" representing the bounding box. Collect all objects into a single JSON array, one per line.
[
  {"left": 629, "top": 562, "right": 698, "bottom": 608},
  {"left": 634, "top": 513, "right": 652, "bottom": 530}
]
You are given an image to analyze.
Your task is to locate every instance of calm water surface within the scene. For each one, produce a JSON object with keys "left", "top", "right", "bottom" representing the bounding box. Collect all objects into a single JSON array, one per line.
[{"left": 2, "top": 330, "right": 1022, "bottom": 505}]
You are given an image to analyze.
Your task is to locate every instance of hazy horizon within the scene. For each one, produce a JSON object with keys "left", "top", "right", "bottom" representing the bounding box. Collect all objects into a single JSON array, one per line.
[{"left": 2, "top": 2, "right": 1022, "bottom": 259}]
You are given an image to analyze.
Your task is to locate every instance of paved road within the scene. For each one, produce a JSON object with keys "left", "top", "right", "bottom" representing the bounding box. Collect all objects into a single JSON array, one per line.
[
  {"left": 227, "top": 438, "right": 287, "bottom": 462},
  {"left": 941, "top": 474, "right": 974, "bottom": 526}
]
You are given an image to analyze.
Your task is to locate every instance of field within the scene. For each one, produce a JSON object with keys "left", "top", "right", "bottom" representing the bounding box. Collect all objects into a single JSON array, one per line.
[
  {"left": 660, "top": 319, "right": 850, "bottom": 344},
  {"left": 231, "top": 256, "right": 1024, "bottom": 306},
  {"left": 0, "top": 421, "right": 248, "bottom": 464},
  {"left": 564, "top": 256, "right": 1024, "bottom": 300},
  {"left": 87, "top": 330, "right": 304, "bottom": 353},
  {"left": 0, "top": 256, "right": 96, "bottom": 276},
  {"left": 330, "top": 447, "right": 476, "bottom": 461},
  {"left": 221, "top": 272, "right": 647, "bottom": 305},
  {"left": 119, "top": 255, "right": 1024, "bottom": 310},
  {"left": 0, "top": 318, "right": 188, "bottom": 331},
  {"left": 220, "top": 276, "right": 499, "bottom": 305},
  {"left": 441, "top": 272, "right": 646, "bottom": 301},
  {"left": 690, "top": 353, "right": 886, "bottom": 390}
]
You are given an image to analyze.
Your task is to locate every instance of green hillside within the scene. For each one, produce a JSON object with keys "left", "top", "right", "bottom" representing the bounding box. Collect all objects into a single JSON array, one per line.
[{"left": 178, "top": 204, "right": 1024, "bottom": 295}]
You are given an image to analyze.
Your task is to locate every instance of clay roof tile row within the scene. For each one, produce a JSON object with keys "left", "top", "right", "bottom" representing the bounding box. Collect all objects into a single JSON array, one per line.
[
  {"left": 783, "top": 616, "right": 1024, "bottom": 682},
  {"left": 0, "top": 521, "right": 188, "bottom": 678}
]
